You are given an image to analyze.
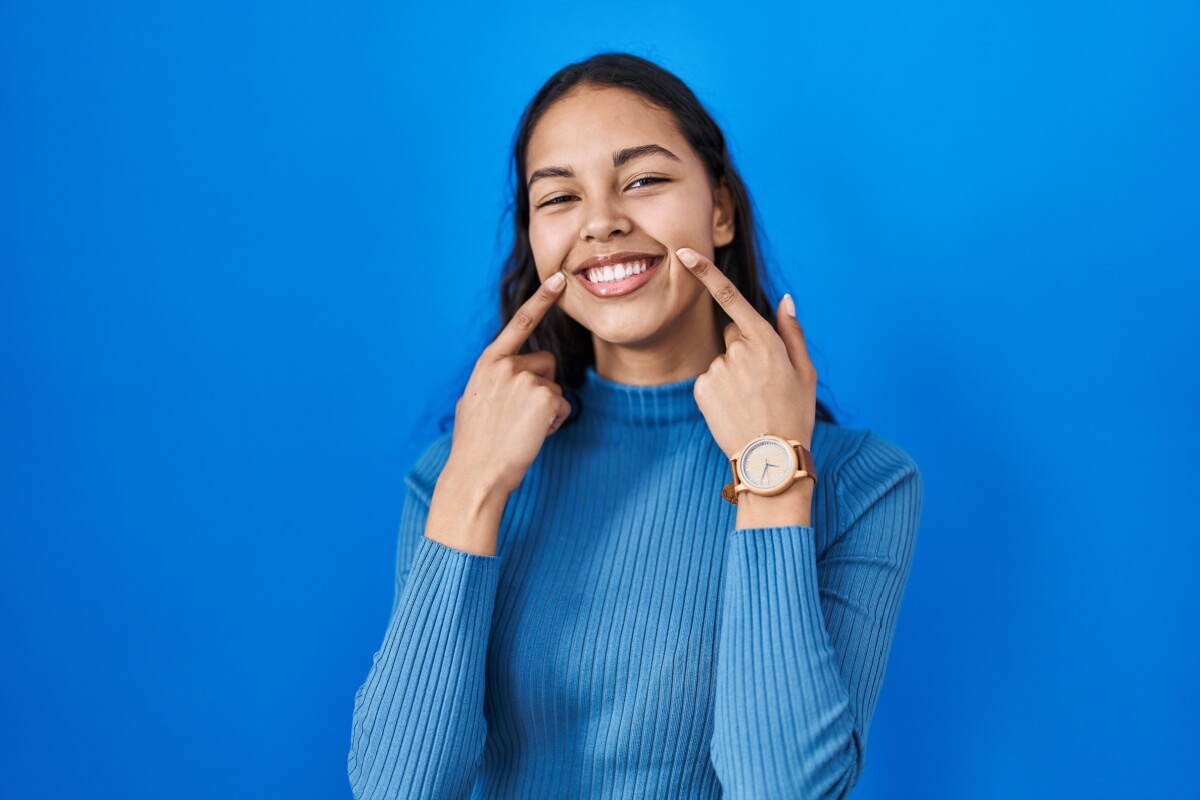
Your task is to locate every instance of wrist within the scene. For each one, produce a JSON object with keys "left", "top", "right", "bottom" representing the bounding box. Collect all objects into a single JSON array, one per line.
[
  {"left": 425, "top": 461, "right": 510, "bottom": 556},
  {"left": 734, "top": 479, "right": 814, "bottom": 530},
  {"left": 438, "top": 457, "right": 511, "bottom": 511}
]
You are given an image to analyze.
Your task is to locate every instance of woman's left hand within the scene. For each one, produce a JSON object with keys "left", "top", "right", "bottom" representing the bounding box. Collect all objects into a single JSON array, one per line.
[{"left": 676, "top": 247, "right": 817, "bottom": 459}]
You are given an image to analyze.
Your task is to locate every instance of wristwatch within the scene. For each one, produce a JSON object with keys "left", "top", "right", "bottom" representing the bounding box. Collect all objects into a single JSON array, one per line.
[{"left": 721, "top": 434, "right": 817, "bottom": 504}]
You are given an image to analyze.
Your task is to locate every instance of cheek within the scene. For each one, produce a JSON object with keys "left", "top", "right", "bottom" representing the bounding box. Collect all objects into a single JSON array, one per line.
[
  {"left": 641, "top": 195, "right": 714, "bottom": 246},
  {"left": 528, "top": 219, "right": 571, "bottom": 278},
  {"left": 527, "top": 222, "right": 546, "bottom": 271}
]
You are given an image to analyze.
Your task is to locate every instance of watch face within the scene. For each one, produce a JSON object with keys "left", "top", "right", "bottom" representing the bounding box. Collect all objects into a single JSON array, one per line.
[{"left": 740, "top": 437, "right": 795, "bottom": 490}]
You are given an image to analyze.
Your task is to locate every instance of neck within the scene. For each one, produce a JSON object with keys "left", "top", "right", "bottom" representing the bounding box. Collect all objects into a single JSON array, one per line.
[{"left": 591, "top": 298, "right": 723, "bottom": 385}]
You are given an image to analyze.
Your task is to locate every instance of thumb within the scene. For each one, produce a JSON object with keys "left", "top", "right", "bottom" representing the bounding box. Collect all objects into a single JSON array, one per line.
[{"left": 776, "top": 293, "right": 813, "bottom": 376}]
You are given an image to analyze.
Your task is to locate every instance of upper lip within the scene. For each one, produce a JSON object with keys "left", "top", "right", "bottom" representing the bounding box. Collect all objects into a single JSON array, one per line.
[{"left": 571, "top": 251, "right": 663, "bottom": 275}]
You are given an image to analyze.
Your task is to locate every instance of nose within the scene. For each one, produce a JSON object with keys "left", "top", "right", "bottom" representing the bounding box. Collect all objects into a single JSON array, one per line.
[{"left": 578, "top": 195, "right": 631, "bottom": 242}]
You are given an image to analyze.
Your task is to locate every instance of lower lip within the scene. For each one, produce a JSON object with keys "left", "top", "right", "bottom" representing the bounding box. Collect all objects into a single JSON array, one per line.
[{"left": 574, "top": 256, "right": 664, "bottom": 298}]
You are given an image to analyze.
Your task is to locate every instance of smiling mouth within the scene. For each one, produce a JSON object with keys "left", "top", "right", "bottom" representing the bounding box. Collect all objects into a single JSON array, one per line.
[
  {"left": 580, "top": 256, "right": 662, "bottom": 284},
  {"left": 572, "top": 255, "right": 664, "bottom": 299}
]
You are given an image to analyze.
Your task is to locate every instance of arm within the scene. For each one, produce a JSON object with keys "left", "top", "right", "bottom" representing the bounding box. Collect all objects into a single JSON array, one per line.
[
  {"left": 347, "top": 468, "right": 501, "bottom": 800},
  {"left": 347, "top": 269, "right": 571, "bottom": 798},
  {"left": 711, "top": 433, "right": 924, "bottom": 799}
]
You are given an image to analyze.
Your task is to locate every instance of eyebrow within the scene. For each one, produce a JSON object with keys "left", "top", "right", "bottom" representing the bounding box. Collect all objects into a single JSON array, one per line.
[{"left": 526, "top": 144, "right": 682, "bottom": 191}]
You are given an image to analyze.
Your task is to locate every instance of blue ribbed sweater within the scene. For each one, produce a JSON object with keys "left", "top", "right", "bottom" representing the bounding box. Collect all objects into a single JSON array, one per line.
[{"left": 349, "top": 366, "right": 923, "bottom": 799}]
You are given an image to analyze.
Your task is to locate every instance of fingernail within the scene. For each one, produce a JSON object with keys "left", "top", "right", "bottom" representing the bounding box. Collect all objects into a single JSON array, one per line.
[
  {"left": 546, "top": 271, "right": 566, "bottom": 290},
  {"left": 783, "top": 293, "right": 796, "bottom": 318},
  {"left": 675, "top": 248, "right": 699, "bottom": 268}
]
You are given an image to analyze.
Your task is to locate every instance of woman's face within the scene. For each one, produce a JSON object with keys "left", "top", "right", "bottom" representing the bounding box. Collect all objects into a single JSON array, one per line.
[{"left": 525, "top": 84, "right": 734, "bottom": 351}]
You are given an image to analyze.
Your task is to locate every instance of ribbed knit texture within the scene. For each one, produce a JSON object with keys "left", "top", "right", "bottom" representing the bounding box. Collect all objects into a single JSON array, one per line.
[{"left": 348, "top": 366, "right": 923, "bottom": 799}]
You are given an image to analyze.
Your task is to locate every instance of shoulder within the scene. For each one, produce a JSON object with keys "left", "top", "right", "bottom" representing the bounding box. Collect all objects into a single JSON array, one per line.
[
  {"left": 402, "top": 429, "right": 456, "bottom": 508},
  {"left": 812, "top": 422, "right": 924, "bottom": 538}
]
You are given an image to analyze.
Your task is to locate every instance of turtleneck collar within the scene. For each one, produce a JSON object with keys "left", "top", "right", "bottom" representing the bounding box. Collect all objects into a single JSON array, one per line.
[{"left": 574, "top": 365, "right": 704, "bottom": 426}]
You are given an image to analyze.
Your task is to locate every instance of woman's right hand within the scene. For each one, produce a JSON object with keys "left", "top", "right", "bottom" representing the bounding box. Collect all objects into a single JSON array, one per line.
[{"left": 447, "top": 269, "right": 572, "bottom": 495}]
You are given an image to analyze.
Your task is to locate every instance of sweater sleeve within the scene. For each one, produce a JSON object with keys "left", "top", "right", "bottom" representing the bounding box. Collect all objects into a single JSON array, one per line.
[
  {"left": 347, "top": 456, "right": 501, "bottom": 800},
  {"left": 710, "top": 432, "right": 923, "bottom": 799}
]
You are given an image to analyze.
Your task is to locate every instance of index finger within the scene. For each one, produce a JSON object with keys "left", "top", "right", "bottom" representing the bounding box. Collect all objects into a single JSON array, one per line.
[
  {"left": 486, "top": 270, "right": 567, "bottom": 358},
  {"left": 675, "top": 248, "right": 772, "bottom": 339}
]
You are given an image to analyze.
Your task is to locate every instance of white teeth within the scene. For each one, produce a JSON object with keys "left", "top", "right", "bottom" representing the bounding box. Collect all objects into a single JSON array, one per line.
[{"left": 584, "top": 258, "right": 656, "bottom": 284}]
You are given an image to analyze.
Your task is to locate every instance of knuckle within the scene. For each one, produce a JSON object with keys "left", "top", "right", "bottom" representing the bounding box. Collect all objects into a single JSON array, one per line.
[
  {"left": 715, "top": 284, "right": 737, "bottom": 308},
  {"left": 513, "top": 310, "right": 534, "bottom": 331}
]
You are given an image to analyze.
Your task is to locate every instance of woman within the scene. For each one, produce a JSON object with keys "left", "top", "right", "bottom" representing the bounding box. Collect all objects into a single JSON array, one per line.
[{"left": 349, "top": 52, "right": 923, "bottom": 799}]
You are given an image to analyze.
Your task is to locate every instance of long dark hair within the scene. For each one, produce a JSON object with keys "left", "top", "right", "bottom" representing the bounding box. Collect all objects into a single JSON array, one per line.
[{"left": 498, "top": 52, "right": 836, "bottom": 425}]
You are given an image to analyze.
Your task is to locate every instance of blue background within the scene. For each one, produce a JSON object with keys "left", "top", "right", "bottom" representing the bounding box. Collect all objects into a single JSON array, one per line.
[{"left": 3, "top": 1, "right": 1197, "bottom": 797}]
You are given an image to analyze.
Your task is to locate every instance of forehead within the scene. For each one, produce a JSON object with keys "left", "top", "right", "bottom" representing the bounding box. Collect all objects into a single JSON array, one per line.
[{"left": 526, "top": 85, "right": 691, "bottom": 170}]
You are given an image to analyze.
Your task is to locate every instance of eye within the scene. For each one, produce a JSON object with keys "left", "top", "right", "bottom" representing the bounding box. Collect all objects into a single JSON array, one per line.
[
  {"left": 535, "top": 194, "right": 577, "bottom": 208},
  {"left": 628, "top": 176, "right": 669, "bottom": 190}
]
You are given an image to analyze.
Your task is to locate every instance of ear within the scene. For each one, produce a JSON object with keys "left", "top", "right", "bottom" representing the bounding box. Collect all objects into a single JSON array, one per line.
[{"left": 711, "top": 177, "right": 736, "bottom": 248}]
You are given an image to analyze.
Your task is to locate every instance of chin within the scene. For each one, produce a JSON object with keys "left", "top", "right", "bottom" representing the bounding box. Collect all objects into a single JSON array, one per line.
[{"left": 584, "top": 315, "right": 675, "bottom": 349}]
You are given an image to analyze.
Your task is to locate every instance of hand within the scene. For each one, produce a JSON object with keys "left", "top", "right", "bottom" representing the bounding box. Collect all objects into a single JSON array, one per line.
[
  {"left": 676, "top": 247, "right": 817, "bottom": 459},
  {"left": 445, "top": 270, "right": 572, "bottom": 498}
]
